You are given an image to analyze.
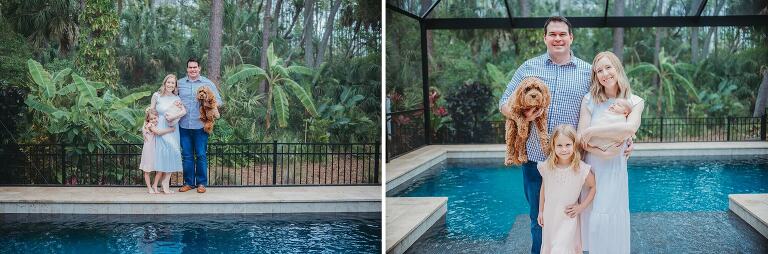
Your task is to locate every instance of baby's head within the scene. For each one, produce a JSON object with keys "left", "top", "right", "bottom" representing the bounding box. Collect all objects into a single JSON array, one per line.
[
  {"left": 608, "top": 98, "right": 632, "bottom": 117},
  {"left": 144, "top": 107, "right": 158, "bottom": 124}
]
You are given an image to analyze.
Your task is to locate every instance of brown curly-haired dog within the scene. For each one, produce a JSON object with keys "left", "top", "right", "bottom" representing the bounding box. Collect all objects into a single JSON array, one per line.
[
  {"left": 196, "top": 86, "right": 220, "bottom": 134},
  {"left": 503, "top": 76, "right": 551, "bottom": 166}
]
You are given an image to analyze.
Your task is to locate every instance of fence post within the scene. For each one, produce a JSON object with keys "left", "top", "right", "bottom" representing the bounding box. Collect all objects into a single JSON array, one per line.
[
  {"left": 659, "top": 117, "right": 663, "bottom": 142},
  {"left": 762, "top": 113, "right": 766, "bottom": 141},
  {"left": 727, "top": 117, "right": 731, "bottom": 141},
  {"left": 374, "top": 142, "right": 380, "bottom": 184},
  {"left": 272, "top": 141, "right": 277, "bottom": 185},
  {"left": 60, "top": 144, "right": 66, "bottom": 185}
]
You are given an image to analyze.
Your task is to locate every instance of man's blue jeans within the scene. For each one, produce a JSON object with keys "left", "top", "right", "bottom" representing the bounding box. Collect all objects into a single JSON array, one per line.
[
  {"left": 522, "top": 161, "right": 542, "bottom": 254},
  {"left": 180, "top": 128, "right": 209, "bottom": 187}
]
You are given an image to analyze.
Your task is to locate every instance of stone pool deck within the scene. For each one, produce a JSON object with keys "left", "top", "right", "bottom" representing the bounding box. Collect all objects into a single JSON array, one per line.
[
  {"left": 0, "top": 186, "right": 380, "bottom": 214},
  {"left": 730, "top": 194, "right": 768, "bottom": 239},
  {"left": 385, "top": 142, "right": 768, "bottom": 253},
  {"left": 386, "top": 197, "right": 446, "bottom": 254}
]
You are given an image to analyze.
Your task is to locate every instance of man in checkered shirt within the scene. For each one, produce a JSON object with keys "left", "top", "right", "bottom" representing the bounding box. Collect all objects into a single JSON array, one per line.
[{"left": 498, "top": 16, "right": 591, "bottom": 254}]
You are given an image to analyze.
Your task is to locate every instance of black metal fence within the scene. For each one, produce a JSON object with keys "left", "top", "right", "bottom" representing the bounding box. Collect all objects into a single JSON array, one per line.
[
  {"left": 386, "top": 109, "right": 426, "bottom": 160},
  {"left": 386, "top": 116, "right": 768, "bottom": 160},
  {"left": 0, "top": 142, "right": 380, "bottom": 186}
]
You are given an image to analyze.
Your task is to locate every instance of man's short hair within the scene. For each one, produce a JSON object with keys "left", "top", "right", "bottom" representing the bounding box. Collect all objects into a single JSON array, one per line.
[
  {"left": 187, "top": 57, "right": 200, "bottom": 67},
  {"left": 544, "top": 16, "right": 573, "bottom": 35}
]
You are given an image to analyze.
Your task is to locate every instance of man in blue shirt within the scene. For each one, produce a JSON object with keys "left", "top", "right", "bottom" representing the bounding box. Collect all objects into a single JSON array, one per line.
[
  {"left": 498, "top": 16, "right": 591, "bottom": 254},
  {"left": 177, "top": 58, "right": 223, "bottom": 194}
]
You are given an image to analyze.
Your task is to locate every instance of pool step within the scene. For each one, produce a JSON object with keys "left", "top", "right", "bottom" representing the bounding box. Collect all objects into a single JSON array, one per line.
[
  {"left": 498, "top": 211, "right": 767, "bottom": 252},
  {"left": 0, "top": 186, "right": 380, "bottom": 214},
  {"left": 386, "top": 197, "right": 447, "bottom": 254},
  {"left": 729, "top": 193, "right": 768, "bottom": 239}
]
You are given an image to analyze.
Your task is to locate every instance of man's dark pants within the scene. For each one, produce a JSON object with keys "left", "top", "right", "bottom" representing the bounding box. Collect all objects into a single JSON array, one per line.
[
  {"left": 522, "top": 161, "right": 542, "bottom": 254},
  {"left": 180, "top": 128, "right": 209, "bottom": 187}
]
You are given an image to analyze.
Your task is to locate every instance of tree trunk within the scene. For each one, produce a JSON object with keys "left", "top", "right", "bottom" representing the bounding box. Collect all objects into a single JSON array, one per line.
[
  {"left": 653, "top": 0, "right": 663, "bottom": 115},
  {"left": 691, "top": 27, "right": 699, "bottom": 63},
  {"left": 520, "top": 0, "right": 529, "bottom": 17},
  {"left": 689, "top": 0, "right": 701, "bottom": 63},
  {"left": 612, "top": 0, "right": 625, "bottom": 60},
  {"left": 315, "top": 0, "right": 341, "bottom": 68},
  {"left": 701, "top": 1, "right": 724, "bottom": 58},
  {"left": 259, "top": 0, "right": 272, "bottom": 94},
  {"left": 753, "top": 67, "right": 768, "bottom": 117},
  {"left": 283, "top": 4, "right": 303, "bottom": 39},
  {"left": 272, "top": 0, "right": 284, "bottom": 41},
  {"left": 260, "top": 0, "right": 273, "bottom": 128},
  {"left": 303, "top": 0, "right": 315, "bottom": 67},
  {"left": 208, "top": 0, "right": 224, "bottom": 88}
]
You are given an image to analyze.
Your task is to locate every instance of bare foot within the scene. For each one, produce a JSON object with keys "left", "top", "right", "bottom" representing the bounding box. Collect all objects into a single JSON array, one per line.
[
  {"left": 148, "top": 189, "right": 158, "bottom": 194},
  {"left": 162, "top": 189, "right": 175, "bottom": 194}
]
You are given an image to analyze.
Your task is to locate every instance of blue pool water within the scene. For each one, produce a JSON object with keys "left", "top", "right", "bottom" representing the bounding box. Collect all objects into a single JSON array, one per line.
[
  {"left": 0, "top": 213, "right": 381, "bottom": 254},
  {"left": 394, "top": 155, "right": 768, "bottom": 253}
]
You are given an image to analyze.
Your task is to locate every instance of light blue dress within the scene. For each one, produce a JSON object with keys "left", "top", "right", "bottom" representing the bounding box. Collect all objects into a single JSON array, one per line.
[{"left": 154, "top": 93, "right": 183, "bottom": 172}]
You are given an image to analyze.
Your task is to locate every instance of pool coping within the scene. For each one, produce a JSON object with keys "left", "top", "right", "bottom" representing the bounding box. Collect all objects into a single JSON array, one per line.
[
  {"left": 385, "top": 197, "right": 447, "bottom": 254},
  {"left": 0, "top": 186, "right": 381, "bottom": 214},
  {"left": 729, "top": 194, "right": 768, "bottom": 239},
  {"left": 385, "top": 142, "right": 768, "bottom": 252}
]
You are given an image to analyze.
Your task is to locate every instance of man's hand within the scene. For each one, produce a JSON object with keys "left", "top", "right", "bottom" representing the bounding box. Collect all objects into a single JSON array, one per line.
[
  {"left": 524, "top": 108, "right": 543, "bottom": 122},
  {"left": 624, "top": 138, "right": 634, "bottom": 158}
]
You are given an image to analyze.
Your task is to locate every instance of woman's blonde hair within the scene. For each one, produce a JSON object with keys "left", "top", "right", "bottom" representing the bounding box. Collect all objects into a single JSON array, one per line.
[
  {"left": 158, "top": 74, "right": 179, "bottom": 95},
  {"left": 543, "top": 124, "right": 581, "bottom": 172},
  {"left": 589, "top": 51, "right": 632, "bottom": 104}
]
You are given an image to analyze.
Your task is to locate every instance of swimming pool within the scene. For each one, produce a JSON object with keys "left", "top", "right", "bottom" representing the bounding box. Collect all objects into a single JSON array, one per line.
[
  {"left": 393, "top": 155, "right": 768, "bottom": 253},
  {"left": 0, "top": 213, "right": 381, "bottom": 253}
]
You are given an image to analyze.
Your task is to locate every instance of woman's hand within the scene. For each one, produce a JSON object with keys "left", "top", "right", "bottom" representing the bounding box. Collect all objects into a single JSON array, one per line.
[
  {"left": 565, "top": 203, "right": 583, "bottom": 218},
  {"left": 579, "top": 129, "right": 594, "bottom": 150},
  {"left": 624, "top": 138, "right": 634, "bottom": 158},
  {"left": 537, "top": 213, "right": 544, "bottom": 227}
]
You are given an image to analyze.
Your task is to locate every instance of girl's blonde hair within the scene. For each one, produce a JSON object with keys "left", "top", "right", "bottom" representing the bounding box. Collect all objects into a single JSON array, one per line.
[
  {"left": 142, "top": 107, "right": 157, "bottom": 134},
  {"left": 158, "top": 74, "right": 179, "bottom": 95},
  {"left": 543, "top": 124, "right": 581, "bottom": 172},
  {"left": 589, "top": 51, "right": 632, "bottom": 104}
]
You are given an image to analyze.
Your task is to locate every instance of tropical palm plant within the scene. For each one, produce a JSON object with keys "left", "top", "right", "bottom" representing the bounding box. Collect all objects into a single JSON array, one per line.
[
  {"left": 22, "top": 59, "right": 150, "bottom": 154},
  {"left": 225, "top": 43, "right": 318, "bottom": 129},
  {"left": 627, "top": 49, "right": 699, "bottom": 115}
]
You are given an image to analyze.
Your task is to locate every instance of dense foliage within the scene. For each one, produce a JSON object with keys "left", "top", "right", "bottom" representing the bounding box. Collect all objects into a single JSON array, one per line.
[
  {"left": 1, "top": 0, "right": 381, "bottom": 145},
  {"left": 387, "top": 0, "right": 768, "bottom": 126}
]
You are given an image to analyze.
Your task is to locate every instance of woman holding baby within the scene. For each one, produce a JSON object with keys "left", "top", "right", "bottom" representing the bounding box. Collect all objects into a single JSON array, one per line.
[
  {"left": 576, "top": 51, "right": 644, "bottom": 253},
  {"left": 147, "top": 74, "right": 187, "bottom": 193}
]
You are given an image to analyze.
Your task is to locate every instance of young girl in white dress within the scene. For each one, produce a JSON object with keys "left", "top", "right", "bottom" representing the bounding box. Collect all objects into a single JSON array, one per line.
[
  {"left": 537, "top": 124, "right": 596, "bottom": 254},
  {"left": 138, "top": 108, "right": 175, "bottom": 194}
]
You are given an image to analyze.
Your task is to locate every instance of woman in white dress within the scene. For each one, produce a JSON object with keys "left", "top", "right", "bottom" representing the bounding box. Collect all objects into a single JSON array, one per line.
[
  {"left": 576, "top": 51, "right": 644, "bottom": 254},
  {"left": 149, "top": 74, "right": 186, "bottom": 194}
]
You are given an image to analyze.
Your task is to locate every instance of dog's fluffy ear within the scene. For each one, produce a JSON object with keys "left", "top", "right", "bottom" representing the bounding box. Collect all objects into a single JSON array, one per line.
[{"left": 512, "top": 78, "right": 530, "bottom": 107}]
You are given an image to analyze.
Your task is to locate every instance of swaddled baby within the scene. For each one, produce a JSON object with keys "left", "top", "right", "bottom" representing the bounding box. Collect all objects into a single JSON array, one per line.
[
  {"left": 165, "top": 100, "right": 185, "bottom": 126},
  {"left": 586, "top": 98, "right": 632, "bottom": 154}
]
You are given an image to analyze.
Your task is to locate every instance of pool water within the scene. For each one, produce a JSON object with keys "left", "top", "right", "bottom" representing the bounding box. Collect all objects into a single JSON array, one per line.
[
  {"left": 0, "top": 213, "right": 381, "bottom": 254},
  {"left": 394, "top": 155, "right": 768, "bottom": 253}
]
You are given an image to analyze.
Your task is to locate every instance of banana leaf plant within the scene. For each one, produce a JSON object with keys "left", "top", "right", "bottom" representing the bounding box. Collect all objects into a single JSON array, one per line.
[
  {"left": 24, "top": 59, "right": 150, "bottom": 154},
  {"left": 225, "top": 43, "right": 318, "bottom": 129}
]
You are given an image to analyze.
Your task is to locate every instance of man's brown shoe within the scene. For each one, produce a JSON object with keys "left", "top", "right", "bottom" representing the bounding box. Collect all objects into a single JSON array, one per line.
[
  {"left": 178, "top": 185, "right": 193, "bottom": 192},
  {"left": 197, "top": 185, "right": 206, "bottom": 193}
]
